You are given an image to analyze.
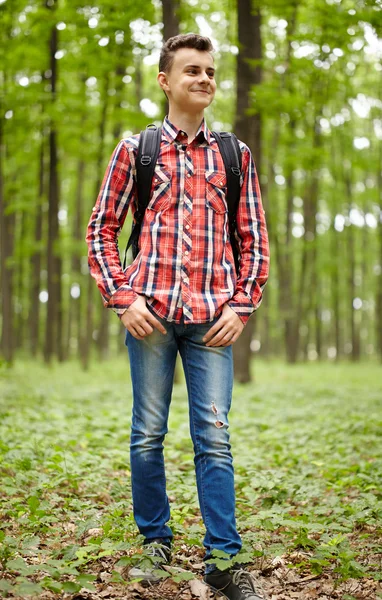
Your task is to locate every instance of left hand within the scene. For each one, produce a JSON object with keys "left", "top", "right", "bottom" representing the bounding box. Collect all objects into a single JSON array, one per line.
[{"left": 202, "top": 304, "right": 245, "bottom": 347}]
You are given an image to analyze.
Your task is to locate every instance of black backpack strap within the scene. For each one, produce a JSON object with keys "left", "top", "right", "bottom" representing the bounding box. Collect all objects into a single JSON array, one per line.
[
  {"left": 212, "top": 131, "right": 242, "bottom": 275},
  {"left": 123, "top": 124, "right": 162, "bottom": 269}
]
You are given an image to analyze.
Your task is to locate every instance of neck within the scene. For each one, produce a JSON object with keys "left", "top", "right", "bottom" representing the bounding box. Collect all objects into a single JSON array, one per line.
[{"left": 167, "top": 108, "right": 205, "bottom": 143}]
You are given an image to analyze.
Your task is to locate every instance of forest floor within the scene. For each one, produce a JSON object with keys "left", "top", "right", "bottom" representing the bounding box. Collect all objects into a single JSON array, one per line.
[{"left": 0, "top": 358, "right": 381, "bottom": 600}]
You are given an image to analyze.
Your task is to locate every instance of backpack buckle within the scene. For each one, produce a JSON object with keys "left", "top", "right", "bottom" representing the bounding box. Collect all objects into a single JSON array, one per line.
[
  {"left": 141, "top": 155, "right": 152, "bottom": 166},
  {"left": 231, "top": 166, "right": 240, "bottom": 176}
]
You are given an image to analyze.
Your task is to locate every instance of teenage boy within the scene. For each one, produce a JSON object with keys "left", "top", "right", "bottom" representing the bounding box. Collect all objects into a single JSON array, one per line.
[{"left": 86, "top": 33, "right": 269, "bottom": 600}]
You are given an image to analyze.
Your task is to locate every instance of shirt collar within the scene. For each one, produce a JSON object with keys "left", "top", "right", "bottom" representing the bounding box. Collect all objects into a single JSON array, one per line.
[{"left": 162, "top": 115, "right": 211, "bottom": 146}]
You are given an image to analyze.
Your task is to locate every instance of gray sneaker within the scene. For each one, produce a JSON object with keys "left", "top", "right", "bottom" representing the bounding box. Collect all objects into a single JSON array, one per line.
[{"left": 129, "top": 541, "right": 171, "bottom": 585}]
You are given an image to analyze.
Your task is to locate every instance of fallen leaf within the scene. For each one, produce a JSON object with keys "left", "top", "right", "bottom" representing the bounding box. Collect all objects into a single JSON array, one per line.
[
  {"left": 188, "top": 578, "right": 214, "bottom": 599},
  {"left": 86, "top": 528, "right": 103, "bottom": 538}
]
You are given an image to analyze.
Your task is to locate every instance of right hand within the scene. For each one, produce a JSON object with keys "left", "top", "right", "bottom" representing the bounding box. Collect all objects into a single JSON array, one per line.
[{"left": 121, "top": 295, "right": 167, "bottom": 340}]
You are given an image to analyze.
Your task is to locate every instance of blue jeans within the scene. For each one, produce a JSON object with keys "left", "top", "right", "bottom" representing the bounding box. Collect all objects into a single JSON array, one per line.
[{"left": 125, "top": 306, "right": 242, "bottom": 570}]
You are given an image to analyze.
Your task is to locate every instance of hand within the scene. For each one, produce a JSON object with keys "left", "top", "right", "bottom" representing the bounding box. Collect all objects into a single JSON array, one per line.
[
  {"left": 121, "top": 295, "right": 167, "bottom": 340},
  {"left": 202, "top": 304, "right": 244, "bottom": 347}
]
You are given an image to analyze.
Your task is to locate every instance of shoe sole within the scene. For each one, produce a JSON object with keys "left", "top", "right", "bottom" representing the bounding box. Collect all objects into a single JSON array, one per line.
[{"left": 129, "top": 568, "right": 167, "bottom": 586}]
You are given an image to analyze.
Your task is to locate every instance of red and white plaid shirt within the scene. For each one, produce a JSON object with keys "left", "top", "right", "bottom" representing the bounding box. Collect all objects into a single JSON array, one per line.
[{"left": 86, "top": 117, "right": 269, "bottom": 325}]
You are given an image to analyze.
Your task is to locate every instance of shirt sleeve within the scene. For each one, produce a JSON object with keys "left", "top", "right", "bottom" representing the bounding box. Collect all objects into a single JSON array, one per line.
[
  {"left": 227, "top": 143, "right": 270, "bottom": 325},
  {"left": 86, "top": 139, "right": 139, "bottom": 315}
]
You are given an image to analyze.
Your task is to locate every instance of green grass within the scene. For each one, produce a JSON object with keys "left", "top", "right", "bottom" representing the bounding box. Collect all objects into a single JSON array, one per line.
[{"left": 0, "top": 359, "right": 381, "bottom": 599}]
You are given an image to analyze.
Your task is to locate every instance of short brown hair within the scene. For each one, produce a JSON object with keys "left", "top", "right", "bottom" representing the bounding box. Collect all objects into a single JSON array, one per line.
[{"left": 159, "top": 33, "right": 214, "bottom": 73}]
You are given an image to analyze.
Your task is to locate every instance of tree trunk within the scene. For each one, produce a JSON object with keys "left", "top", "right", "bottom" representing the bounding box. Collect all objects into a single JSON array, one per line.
[
  {"left": 44, "top": 4, "right": 62, "bottom": 363},
  {"left": 376, "top": 139, "right": 382, "bottom": 361},
  {"left": 0, "top": 112, "right": 15, "bottom": 364},
  {"left": 15, "top": 212, "right": 26, "bottom": 350},
  {"left": 96, "top": 74, "right": 111, "bottom": 361},
  {"left": 161, "top": 0, "right": 180, "bottom": 116},
  {"left": 29, "top": 139, "right": 45, "bottom": 357},
  {"left": 161, "top": 0, "right": 182, "bottom": 380},
  {"left": 289, "top": 111, "right": 322, "bottom": 363},
  {"left": 331, "top": 227, "right": 341, "bottom": 361},
  {"left": 344, "top": 170, "right": 360, "bottom": 361},
  {"left": 312, "top": 248, "right": 322, "bottom": 359},
  {"left": 233, "top": 0, "right": 262, "bottom": 383},
  {"left": 67, "top": 155, "right": 85, "bottom": 360},
  {"left": 162, "top": 0, "right": 180, "bottom": 42},
  {"left": 81, "top": 274, "right": 94, "bottom": 370}
]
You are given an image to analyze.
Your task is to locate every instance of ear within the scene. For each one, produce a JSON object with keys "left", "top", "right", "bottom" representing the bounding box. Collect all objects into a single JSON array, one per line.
[{"left": 157, "top": 71, "right": 170, "bottom": 93}]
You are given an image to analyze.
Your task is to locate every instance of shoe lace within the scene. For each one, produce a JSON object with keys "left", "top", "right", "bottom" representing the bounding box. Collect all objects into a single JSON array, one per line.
[
  {"left": 144, "top": 543, "right": 169, "bottom": 565},
  {"left": 232, "top": 569, "right": 265, "bottom": 599}
]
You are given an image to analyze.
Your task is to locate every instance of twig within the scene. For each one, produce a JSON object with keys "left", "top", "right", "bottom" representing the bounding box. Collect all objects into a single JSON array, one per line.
[{"left": 284, "top": 574, "right": 321, "bottom": 585}]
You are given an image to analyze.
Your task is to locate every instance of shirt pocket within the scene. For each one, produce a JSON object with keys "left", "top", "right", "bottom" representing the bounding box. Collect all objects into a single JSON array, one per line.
[
  {"left": 205, "top": 171, "right": 227, "bottom": 214},
  {"left": 147, "top": 167, "right": 172, "bottom": 212}
]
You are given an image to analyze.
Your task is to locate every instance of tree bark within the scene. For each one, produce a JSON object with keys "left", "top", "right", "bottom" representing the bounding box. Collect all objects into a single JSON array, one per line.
[
  {"left": 343, "top": 167, "right": 360, "bottom": 361},
  {"left": 29, "top": 139, "right": 45, "bottom": 357},
  {"left": 288, "top": 106, "right": 323, "bottom": 363},
  {"left": 67, "top": 155, "right": 85, "bottom": 360},
  {"left": 376, "top": 138, "right": 382, "bottom": 361},
  {"left": 162, "top": 0, "right": 180, "bottom": 42},
  {"left": 233, "top": 0, "right": 262, "bottom": 383},
  {"left": 15, "top": 212, "right": 26, "bottom": 350},
  {"left": 44, "top": 4, "right": 62, "bottom": 363},
  {"left": 96, "top": 74, "right": 111, "bottom": 361},
  {"left": 0, "top": 110, "right": 15, "bottom": 364},
  {"left": 161, "top": 0, "right": 180, "bottom": 116}
]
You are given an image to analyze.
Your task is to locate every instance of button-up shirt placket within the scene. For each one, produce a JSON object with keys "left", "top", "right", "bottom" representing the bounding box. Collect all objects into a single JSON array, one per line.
[{"left": 178, "top": 133, "right": 194, "bottom": 320}]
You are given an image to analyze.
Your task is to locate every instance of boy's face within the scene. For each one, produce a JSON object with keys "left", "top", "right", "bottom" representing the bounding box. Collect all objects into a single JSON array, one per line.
[{"left": 158, "top": 47, "right": 216, "bottom": 114}]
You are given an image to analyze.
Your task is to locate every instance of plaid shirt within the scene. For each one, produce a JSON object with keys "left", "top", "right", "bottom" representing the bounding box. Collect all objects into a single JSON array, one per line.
[{"left": 86, "top": 117, "right": 269, "bottom": 325}]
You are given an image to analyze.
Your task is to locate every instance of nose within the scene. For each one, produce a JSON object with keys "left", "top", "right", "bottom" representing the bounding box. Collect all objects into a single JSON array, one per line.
[{"left": 198, "top": 71, "right": 209, "bottom": 84}]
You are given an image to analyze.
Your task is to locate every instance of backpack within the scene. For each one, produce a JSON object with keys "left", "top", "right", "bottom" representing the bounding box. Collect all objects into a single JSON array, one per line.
[{"left": 123, "top": 124, "right": 242, "bottom": 274}]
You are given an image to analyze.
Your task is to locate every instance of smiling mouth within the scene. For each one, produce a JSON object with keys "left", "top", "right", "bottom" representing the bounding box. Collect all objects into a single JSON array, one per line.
[{"left": 193, "top": 90, "right": 209, "bottom": 94}]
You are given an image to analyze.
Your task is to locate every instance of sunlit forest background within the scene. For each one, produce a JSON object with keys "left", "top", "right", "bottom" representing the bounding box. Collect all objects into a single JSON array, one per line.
[
  {"left": 1, "top": 4, "right": 382, "bottom": 599},
  {"left": 1, "top": 0, "right": 381, "bottom": 372}
]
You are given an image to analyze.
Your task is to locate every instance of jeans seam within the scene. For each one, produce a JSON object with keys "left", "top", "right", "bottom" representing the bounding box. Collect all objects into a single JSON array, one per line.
[{"left": 182, "top": 339, "right": 211, "bottom": 533}]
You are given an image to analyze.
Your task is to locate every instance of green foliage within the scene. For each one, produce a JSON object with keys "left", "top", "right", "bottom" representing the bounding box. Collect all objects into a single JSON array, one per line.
[
  {"left": 1, "top": 0, "right": 380, "bottom": 364},
  {"left": 0, "top": 360, "right": 381, "bottom": 596}
]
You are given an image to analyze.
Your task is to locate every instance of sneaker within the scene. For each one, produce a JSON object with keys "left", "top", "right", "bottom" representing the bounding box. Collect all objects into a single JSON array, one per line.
[
  {"left": 129, "top": 539, "right": 171, "bottom": 585},
  {"left": 204, "top": 565, "right": 267, "bottom": 600}
]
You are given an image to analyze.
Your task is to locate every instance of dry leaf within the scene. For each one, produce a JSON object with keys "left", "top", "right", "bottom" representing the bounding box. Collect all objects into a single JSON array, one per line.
[{"left": 188, "top": 578, "right": 214, "bottom": 599}]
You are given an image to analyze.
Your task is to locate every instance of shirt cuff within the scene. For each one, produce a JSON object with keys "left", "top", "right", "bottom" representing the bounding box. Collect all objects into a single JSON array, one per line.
[
  {"left": 228, "top": 292, "right": 255, "bottom": 326},
  {"left": 106, "top": 285, "right": 139, "bottom": 316}
]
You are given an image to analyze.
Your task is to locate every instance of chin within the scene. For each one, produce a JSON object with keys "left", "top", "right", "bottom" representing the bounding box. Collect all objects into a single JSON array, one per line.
[{"left": 191, "top": 95, "right": 213, "bottom": 106}]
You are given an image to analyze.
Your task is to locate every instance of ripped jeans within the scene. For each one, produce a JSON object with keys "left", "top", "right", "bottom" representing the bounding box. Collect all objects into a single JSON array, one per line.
[{"left": 125, "top": 306, "right": 242, "bottom": 565}]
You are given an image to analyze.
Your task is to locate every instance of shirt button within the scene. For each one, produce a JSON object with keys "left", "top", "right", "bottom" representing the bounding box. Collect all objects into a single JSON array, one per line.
[
  {"left": 92, "top": 206, "right": 96, "bottom": 211},
  {"left": 185, "top": 224, "right": 190, "bottom": 230},
  {"left": 185, "top": 250, "right": 189, "bottom": 255},
  {"left": 187, "top": 173, "right": 191, "bottom": 178}
]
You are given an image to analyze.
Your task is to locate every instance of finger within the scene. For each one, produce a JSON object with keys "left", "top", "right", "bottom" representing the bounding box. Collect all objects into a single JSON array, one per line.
[
  {"left": 221, "top": 333, "right": 238, "bottom": 347},
  {"left": 129, "top": 327, "right": 145, "bottom": 340},
  {"left": 135, "top": 320, "right": 154, "bottom": 336},
  {"left": 145, "top": 312, "right": 167, "bottom": 335},
  {"left": 229, "top": 331, "right": 241, "bottom": 344},
  {"left": 202, "top": 321, "right": 224, "bottom": 343},
  {"left": 206, "top": 328, "right": 235, "bottom": 347},
  {"left": 135, "top": 323, "right": 150, "bottom": 337}
]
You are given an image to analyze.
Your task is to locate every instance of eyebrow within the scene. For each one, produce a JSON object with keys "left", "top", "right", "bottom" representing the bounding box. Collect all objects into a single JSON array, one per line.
[{"left": 184, "top": 64, "right": 215, "bottom": 73}]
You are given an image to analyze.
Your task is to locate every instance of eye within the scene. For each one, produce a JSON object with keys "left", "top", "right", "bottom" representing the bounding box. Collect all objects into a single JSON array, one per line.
[{"left": 187, "top": 68, "right": 197, "bottom": 74}]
